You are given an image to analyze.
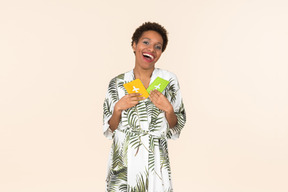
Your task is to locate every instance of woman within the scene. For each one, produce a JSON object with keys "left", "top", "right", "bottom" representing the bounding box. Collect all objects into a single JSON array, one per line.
[{"left": 103, "top": 22, "right": 186, "bottom": 192}]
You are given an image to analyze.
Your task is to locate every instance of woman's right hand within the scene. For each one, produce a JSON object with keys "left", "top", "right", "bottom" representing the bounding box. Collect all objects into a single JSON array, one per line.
[{"left": 114, "top": 93, "right": 145, "bottom": 112}]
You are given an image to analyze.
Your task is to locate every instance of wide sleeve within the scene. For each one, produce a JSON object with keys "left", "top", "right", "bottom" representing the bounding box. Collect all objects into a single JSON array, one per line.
[
  {"left": 166, "top": 75, "right": 186, "bottom": 140},
  {"left": 103, "top": 77, "right": 118, "bottom": 139}
]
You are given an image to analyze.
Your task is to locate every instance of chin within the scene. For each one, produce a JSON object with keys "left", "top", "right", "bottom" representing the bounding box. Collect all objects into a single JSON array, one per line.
[{"left": 140, "top": 63, "right": 156, "bottom": 70}]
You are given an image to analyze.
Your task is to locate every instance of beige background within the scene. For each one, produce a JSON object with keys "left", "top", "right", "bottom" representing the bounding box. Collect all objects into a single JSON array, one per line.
[{"left": 1, "top": 0, "right": 288, "bottom": 191}]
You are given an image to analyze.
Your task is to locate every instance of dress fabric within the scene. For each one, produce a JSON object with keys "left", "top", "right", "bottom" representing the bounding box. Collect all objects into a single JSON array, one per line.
[{"left": 103, "top": 68, "right": 186, "bottom": 192}]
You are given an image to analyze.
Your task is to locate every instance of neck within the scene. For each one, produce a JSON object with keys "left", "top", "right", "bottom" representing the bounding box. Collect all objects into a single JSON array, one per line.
[{"left": 133, "top": 66, "right": 155, "bottom": 79}]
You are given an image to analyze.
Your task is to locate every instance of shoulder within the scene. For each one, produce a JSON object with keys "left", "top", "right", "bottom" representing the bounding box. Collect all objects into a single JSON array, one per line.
[
  {"left": 109, "top": 70, "right": 132, "bottom": 83},
  {"left": 107, "top": 70, "right": 134, "bottom": 91},
  {"left": 157, "top": 68, "right": 179, "bottom": 82},
  {"left": 110, "top": 73, "right": 125, "bottom": 82}
]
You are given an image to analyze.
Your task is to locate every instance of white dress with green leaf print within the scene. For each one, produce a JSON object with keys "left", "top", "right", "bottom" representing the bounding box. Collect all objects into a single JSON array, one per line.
[{"left": 103, "top": 68, "right": 186, "bottom": 192}]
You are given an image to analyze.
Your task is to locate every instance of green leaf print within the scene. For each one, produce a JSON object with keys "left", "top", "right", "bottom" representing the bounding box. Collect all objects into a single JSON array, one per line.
[
  {"left": 104, "top": 69, "right": 186, "bottom": 192},
  {"left": 107, "top": 140, "right": 127, "bottom": 192},
  {"left": 165, "top": 78, "right": 177, "bottom": 104}
]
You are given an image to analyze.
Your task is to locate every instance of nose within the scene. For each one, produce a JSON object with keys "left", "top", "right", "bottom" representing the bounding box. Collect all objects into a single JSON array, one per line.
[{"left": 147, "top": 44, "right": 155, "bottom": 52}]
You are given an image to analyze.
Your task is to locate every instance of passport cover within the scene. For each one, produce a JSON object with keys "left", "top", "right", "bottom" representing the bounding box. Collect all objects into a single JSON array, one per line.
[
  {"left": 123, "top": 79, "right": 149, "bottom": 98},
  {"left": 147, "top": 77, "right": 170, "bottom": 94}
]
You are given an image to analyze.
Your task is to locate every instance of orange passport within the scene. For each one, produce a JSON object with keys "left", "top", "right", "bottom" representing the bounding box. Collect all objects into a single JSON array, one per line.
[{"left": 123, "top": 79, "right": 149, "bottom": 98}]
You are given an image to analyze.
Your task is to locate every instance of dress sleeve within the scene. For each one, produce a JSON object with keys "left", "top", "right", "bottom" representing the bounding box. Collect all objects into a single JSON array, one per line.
[
  {"left": 103, "top": 77, "right": 118, "bottom": 139},
  {"left": 166, "top": 75, "right": 186, "bottom": 140}
]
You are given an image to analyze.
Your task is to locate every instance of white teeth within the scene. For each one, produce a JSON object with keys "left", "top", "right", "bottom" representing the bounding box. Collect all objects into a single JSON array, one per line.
[{"left": 143, "top": 53, "right": 154, "bottom": 60}]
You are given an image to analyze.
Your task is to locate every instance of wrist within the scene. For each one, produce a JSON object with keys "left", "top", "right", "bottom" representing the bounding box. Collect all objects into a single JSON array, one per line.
[
  {"left": 164, "top": 105, "right": 174, "bottom": 114},
  {"left": 114, "top": 103, "right": 123, "bottom": 113}
]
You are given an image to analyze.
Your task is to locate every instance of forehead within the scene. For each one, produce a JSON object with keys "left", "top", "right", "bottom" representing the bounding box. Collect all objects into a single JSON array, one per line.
[{"left": 140, "top": 30, "right": 163, "bottom": 44}]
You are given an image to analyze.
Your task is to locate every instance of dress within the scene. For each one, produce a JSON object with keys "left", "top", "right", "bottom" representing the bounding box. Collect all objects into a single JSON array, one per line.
[{"left": 103, "top": 68, "right": 186, "bottom": 192}]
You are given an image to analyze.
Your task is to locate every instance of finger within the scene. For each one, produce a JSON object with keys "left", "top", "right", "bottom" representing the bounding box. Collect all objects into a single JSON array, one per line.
[
  {"left": 153, "top": 89, "right": 161, "bottom": 96},
  {"left": 129, "top": 93, "right": 142, "bottom": 97},
  {"left": 130, "top": 97, "right": 138, "bottom": 101},
  {"left": 150, "top": 90, "right": 159, "bottom": 98},
  {"left": 133, "top": 100, "right": 139, "bottom": 104},
  {"left": 130, "top": 101, "right": 139, "bottom": 106},
  {"left": 130, "top": 96, "right": 145, "bottom": 101},
  {"left": 148, "top": 95, "right": 152, "bottom": 101},
  {"left": 132, "top": 96, "right": 145, "bottom": 101},
  {"left": 139, "top": 97, "right": 146, "bottom": 100},
  {"left": 150, "top": 90, "right": 156, "bottom": 97},
  {"left": 149, "top": 92, "right": 154, "bottom": 99},
  {"left": 149, "top": 95, "right": 158, "bottom": 103}
]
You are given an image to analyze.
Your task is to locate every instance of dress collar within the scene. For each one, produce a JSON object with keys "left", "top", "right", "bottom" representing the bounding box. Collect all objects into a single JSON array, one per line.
[{"left": 129, "top": 68, "right": 159, "bottom": 81}]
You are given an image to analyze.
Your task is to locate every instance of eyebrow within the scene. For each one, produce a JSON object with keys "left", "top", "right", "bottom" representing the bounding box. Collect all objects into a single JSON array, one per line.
[{"left": 142, "top": 38, "right": 163, "bottom": 45}]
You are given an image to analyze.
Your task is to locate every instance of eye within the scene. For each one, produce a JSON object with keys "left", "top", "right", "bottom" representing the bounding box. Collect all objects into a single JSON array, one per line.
[
  {"left": 143, "top": 40, "right": 149, "bottom": 45},
  {"left": 155, "top": 45, "right": 162, "bottom": 50}
]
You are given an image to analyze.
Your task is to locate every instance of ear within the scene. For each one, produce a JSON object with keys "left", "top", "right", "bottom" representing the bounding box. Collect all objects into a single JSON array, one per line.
[{"left": 132, "top": 41, "right": 136, "bottom": 52}]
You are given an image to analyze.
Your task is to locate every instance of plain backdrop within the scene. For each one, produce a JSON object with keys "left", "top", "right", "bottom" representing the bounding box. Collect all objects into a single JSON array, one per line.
[{"left": 1, "top": 0, "right": 288, "bottom": 191}]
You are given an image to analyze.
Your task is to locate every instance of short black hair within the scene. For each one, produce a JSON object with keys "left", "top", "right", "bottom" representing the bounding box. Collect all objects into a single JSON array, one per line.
[{"left": 131, "top": 22, "right": 168, "bottom": 52}]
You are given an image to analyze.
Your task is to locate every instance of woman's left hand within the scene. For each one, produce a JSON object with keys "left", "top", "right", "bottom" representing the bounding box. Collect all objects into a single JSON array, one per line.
[{"left": 149, "top": 89, "right": 173, "bottom": 113}]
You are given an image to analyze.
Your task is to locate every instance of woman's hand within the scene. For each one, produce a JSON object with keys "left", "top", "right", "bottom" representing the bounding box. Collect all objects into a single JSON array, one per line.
[
  {"left": 149, "top": 90, "right": 173, "bottom": 113},
  {"left": 108, "top": 93, "right": 145, "bottom": 132},
  {"left": 149, "top": 89, "right": 177, "bottom": 128},
  {"left": 115, "top": 93, "right": 145, "bottom": 112}
]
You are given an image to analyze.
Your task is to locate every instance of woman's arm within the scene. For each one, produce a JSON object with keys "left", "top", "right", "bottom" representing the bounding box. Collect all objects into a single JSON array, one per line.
[
  {"left": 108, "top": 93, "right": 145, "bottom": 132},
  {"left": 163, "top": 105, "right": 178, "bottom": 128},
  {"left": 149, "top": 89, "right": 177, "bottom": 128},
  {"left": 108, "top": 106, "right": 122, "bottom": 132}
]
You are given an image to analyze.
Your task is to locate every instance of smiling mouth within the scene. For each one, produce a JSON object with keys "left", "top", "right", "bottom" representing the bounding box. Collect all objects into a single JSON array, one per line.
[{"left": 142, "top": 53, "right": 155, "bottom": 62}]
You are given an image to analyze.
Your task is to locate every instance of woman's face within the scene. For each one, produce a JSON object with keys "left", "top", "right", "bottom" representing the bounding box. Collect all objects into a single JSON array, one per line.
[{"left": 133, "top": 30, "right": 163, "bottom": 70}]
